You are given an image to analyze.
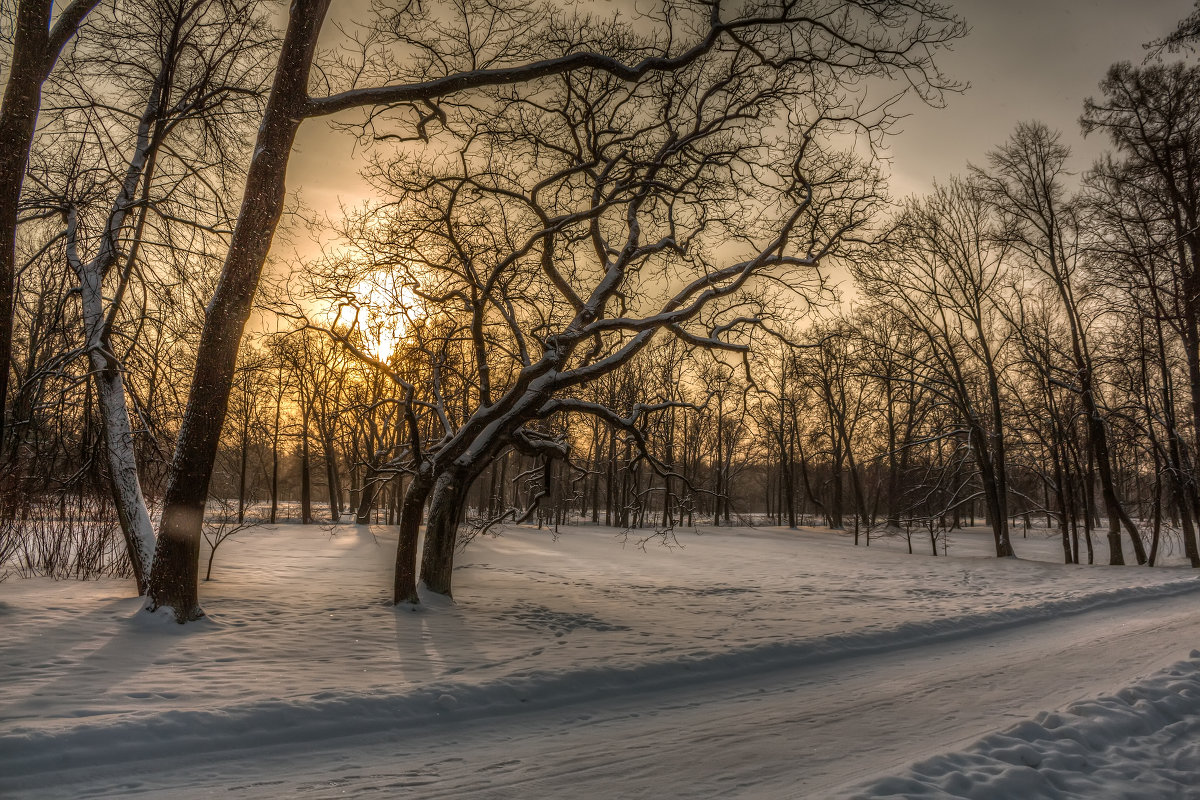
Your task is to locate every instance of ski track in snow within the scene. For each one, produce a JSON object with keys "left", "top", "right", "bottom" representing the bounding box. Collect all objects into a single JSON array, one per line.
[{"left": 3, "top": 522, "right": 1200, "bottom": 798}]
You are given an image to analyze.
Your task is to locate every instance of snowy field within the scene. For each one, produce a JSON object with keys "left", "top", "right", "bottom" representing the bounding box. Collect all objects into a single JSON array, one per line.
[{"left": 4, "top": 521, "right": 1200, "bottom": 798}]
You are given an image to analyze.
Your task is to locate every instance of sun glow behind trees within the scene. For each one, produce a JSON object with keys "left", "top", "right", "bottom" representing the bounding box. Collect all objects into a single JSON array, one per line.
[{"left": 331, "top": 271, "right": 421, "bottom": 363}]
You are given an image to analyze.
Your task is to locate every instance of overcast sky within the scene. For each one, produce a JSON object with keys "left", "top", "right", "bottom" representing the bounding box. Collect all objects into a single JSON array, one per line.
[
  {"left": 886, "top": 0, "right": 1192, "bottom": 196},
  {"left": 283, "top": 1, "right": 1196, "bottom": 237}
]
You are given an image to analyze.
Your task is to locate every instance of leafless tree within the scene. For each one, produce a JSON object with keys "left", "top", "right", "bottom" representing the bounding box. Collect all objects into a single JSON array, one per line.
[
  {"left": 0, "top": 0, "right": 98, "bottom": 451},
  {"left": 855, "top": 179, "right": 1018, "bottom": 558},
  {"left": 975, "top": 122, "right": 1146, "bottom": 564},
  {"left": 1083, "top": 62, "right": 1200, "bottom": 568},
  {"left": 142, "top": 0, "right": 962, "bottom": 621},
  {"left": 275, "top": 0, "right": 965, "bottom": 604},
  {"left": 16, "top": 0, "right": 270, "bottom": 592}
]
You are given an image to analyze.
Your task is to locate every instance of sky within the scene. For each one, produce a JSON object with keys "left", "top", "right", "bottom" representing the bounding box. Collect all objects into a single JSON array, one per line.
[
  {"left": 281, "top": 0, "right": 1196, "bottom": 247},
  {"left": 885, "top": 0, "right": 1193, "bottom": 196}
]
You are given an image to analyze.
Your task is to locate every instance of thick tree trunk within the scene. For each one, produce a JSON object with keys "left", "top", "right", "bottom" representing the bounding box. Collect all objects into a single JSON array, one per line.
[
  {"left": 145, "top": 1, "right": 331, "bottom": 622},
  {"left": 0, "top": 2, "right": 46, "bottom": 451},
  {"left": 420, "top": 468, "right": 469, "bottom": 597},
  {"left": 393, "top": 475, "right": 429, "bottom": 604}
]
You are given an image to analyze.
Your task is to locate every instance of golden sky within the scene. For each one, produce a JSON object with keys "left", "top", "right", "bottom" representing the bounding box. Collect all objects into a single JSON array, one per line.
[{"left": 280, "top": 0, "right": 1194, "bottom": 247}]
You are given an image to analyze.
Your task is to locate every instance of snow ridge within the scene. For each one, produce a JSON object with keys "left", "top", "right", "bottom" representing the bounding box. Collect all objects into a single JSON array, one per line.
[{"left": 3, "top": 573, "right": 1198, "bottom": 780}]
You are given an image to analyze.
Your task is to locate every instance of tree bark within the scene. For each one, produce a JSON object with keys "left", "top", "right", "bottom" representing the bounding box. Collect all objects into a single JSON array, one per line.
[
  {"left": 145, "top": 0, "right": 331, "bottom": 621},
  {"left": 420, "top": 468, "right": 469, "bottom": 597},
  {"left": 81, "top": 274, "right": 155, "bottom": 593},
  {"left": 393, "top": 474, "right": 429, "bottom": 604}
]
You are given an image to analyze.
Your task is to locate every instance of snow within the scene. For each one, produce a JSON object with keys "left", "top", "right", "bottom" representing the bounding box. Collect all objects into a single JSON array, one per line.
[
  {"left": 853, "top": 653, "right": 1200, "bottom": 799},
  {"left": 3, "top": 521, "right": 1200, "bottom": 797}
]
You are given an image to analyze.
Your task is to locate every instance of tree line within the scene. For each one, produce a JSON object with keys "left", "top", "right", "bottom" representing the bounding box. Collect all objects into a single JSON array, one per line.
[{"left": 3, "top": 0, "right": 1199, "bottom": 622}]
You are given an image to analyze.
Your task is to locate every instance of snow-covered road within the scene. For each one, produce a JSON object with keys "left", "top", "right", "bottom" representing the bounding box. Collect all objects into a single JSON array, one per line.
[
  {"left": 6, "top": 523, "right": 1200, "bottom": 798},
  {"left": 10, "top": 580, "right": 1199, "bottom": 798}
]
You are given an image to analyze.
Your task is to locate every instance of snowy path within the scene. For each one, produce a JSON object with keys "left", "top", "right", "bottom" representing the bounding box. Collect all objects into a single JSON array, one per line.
[{"left": 8, "top": 584, "right": 1199, "bottom": 799}]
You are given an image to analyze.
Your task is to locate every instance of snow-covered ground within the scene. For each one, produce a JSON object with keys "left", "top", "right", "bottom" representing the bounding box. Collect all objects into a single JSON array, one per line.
[{"left": 3, "top": 521, "right": 1200, "bottom": 798}]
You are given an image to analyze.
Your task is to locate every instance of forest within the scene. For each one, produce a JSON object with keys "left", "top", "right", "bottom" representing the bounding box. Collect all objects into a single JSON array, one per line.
[{"left": 3, "top": 0, "right": 1200, "bottom": 624}]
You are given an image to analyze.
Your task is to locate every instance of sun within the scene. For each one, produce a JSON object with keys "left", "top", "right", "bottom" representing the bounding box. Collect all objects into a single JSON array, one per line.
[{"left": 331, "top": 272, "right": 418, "bottom": 362}]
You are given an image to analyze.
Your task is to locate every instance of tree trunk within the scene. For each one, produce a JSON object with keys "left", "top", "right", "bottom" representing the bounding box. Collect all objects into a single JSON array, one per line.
[
  {"left": 300, "top": 407, "right": 312, "bottom": 524},
  {"left": 91, "top": 349, "right": 156, "bottom": 594},
  {"left": 605, "top": 429, "right": 614, "bottom": 527},
  {"left": 393, "top": 474, "right": 430, "bottom": 604},
  {"left": 1152, "top": 314, "right": 1200, "bottom": 568},
  {"left": 356, "top": 458, "right": 382, "bottom": 524},
  {"left": 829, "top": 447, "right": 844, "bottom": 530},
  {"left": 269, "top": 402, "right": 281, "bottom": 525},
  {"left": 1088, "top": 410, "right": 1144, "bottom": 565},
  {"left": 349, "top": 461, "right": 360, "bottom": 514},
  {"left": 323, "top": 432, "right": 340, "bottom": 522},
  {"left": 420, "top": 468, "right": 469, "bottom": 597},
  {"left": 145, "top": 1, "right": 331, "bottom": 622},
  {"left": 972, "top": 423, "right": 1015, "bottom": 558},
  {"left": 237, "top": 408, "right": 250, "bottom": 524},
  {"left": 72, "top": 215, "right": 156, "bottom": 593},
  {"left": 784, "top": 418, "right": 797, "bottom": 528}
]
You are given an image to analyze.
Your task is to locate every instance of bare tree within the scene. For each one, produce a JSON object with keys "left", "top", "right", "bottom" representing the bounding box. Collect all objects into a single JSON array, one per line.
[
  {"left": 853, "top": 305, "right": 933, "bottom": 532},
  {"left": 298, "top": 2, "right": 964, "bottom": 602},
  {"left": 796, "top": 318, "right": 874, "bottom": 539},
  {"left": 141, "top": 0, "right": 964, "bottom": 619},
  {"left": 1083, "top": 62, "right": 1200, "bottom": 568},
  {"left": 855, "top": 180, "right": 1018, "bottom": 558},
  {"left": 0, "top": 0, "right": 99, "bottom": 451},
  {"left": 975, "top": 122, "right": 1146, "bottom": 565},
  {"left": 21, "top": 0, "right": 270, "bottom": 592}
]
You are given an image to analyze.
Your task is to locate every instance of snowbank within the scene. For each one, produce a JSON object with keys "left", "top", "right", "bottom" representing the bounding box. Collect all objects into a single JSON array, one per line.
[{"left": 852, "top": 652, "right": 1200, "bottom": 799}]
